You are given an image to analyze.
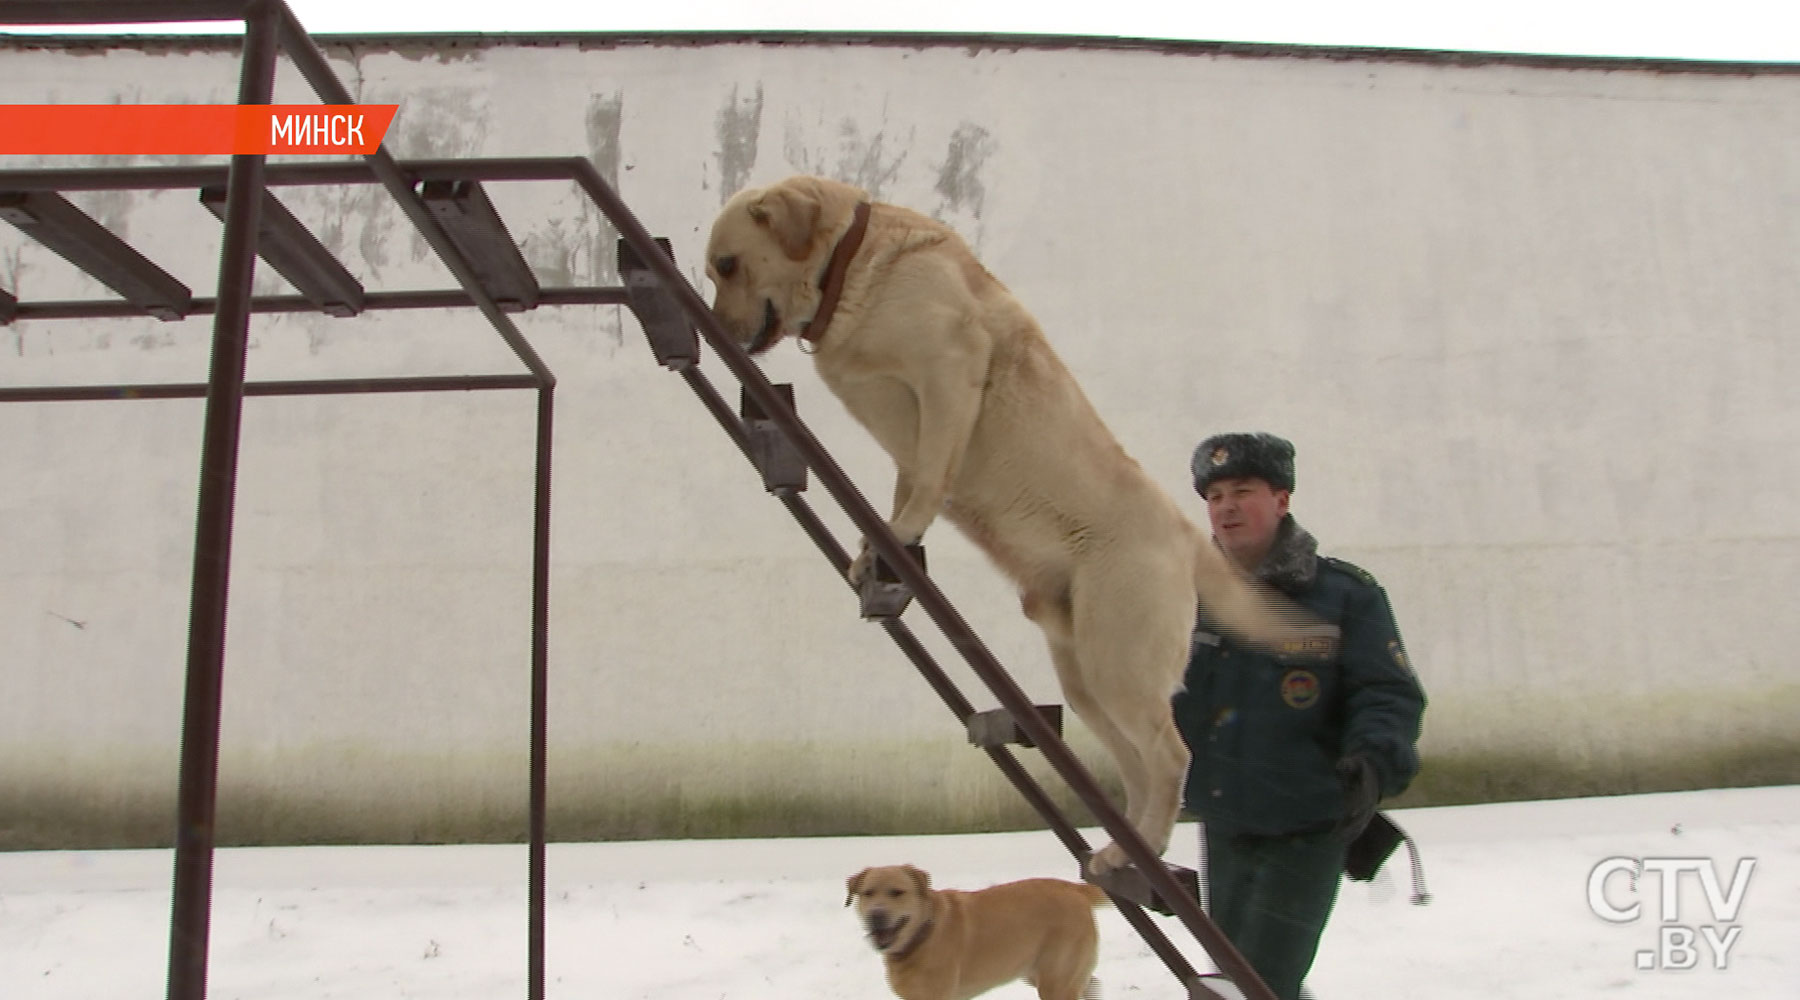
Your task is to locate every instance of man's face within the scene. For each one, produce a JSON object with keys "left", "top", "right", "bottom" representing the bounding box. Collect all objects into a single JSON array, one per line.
[{"left": 1203, "top": 476, "right": 1290, "bottom": 569}]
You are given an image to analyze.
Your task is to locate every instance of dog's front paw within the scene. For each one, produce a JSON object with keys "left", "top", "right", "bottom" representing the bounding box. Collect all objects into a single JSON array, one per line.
[
  {"left": 847, "top": 539, "right": 875, "bottom": 585},
  {"left": 1087, "top": 843, "right": 1132, "bottom": 875}
]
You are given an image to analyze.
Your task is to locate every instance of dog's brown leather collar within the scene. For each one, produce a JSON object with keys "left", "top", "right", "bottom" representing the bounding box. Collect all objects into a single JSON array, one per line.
[
  {"left": 886, "top": 916, "right": 935, "bottom": 962},
  {"left": 801, "top": 200, "right": 871, "bottom": 346}
]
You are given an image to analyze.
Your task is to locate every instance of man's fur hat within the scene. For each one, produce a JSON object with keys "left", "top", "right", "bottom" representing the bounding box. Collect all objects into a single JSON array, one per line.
[{"left": 1191, "top": 432, "right": 1297, "bottom": 496}]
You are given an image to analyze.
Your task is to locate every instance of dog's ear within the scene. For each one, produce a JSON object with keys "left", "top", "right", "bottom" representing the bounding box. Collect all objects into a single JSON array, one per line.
[
  {"left": 747, "top": 181, "right": 821, "bottom": 262},
  {"left": 845, "top": 868, "right": 869, "bottom": 907},
  {"left": 902, "top": 864, "right": 931, "bottom": 897}
]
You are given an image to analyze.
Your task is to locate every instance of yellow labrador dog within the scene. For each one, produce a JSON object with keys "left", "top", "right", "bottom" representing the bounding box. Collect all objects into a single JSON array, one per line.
[
  {"left": 847, "top": 865, "right": 1107, "bottom": 1000},
  {"left": 706, "top": 175, "right": 1309, "bottom": 873}
]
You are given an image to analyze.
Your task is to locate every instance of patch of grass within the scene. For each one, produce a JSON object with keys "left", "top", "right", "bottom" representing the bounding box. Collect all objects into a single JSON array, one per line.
[
  {"left": 0, "top": 796, "right": 174, "bottom": 851},
  {"left": 545, "top": 770, "right": 1122, "bottom": 844},
  {"left": 1391, "top": 736, "right": 1800, "bottom": 809},
  {"left": 4, "top": 734, "right": 1795, "bottom": 851}
]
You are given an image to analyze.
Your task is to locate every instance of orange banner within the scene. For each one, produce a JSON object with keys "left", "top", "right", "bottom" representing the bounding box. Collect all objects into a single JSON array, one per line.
[{"left": 0, "top": 105, "right": 400, "bottom": 155}]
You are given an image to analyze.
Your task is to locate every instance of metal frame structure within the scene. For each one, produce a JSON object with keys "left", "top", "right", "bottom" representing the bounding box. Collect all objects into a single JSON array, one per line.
[{"left": 2, "top": 4, "right": 1276, "bottom": 999}]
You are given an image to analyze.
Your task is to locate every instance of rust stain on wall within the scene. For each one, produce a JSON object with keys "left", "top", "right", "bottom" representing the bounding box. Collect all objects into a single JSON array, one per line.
[
  {"left": 518, "top": 91, "right": 624, "bottom": 290},
  {"left": 380, "top": 86, "right": 492, "bottom": 266},
  {"left": 585, "top": 91, "right": 626, "bottom": 343},
  {"left": 3, "top": 245, "right": 20, "bottom": 358},
  {"left": 586, "top": 91, "right": 625, "bottom": 190},
  {"left": 929, "top": 122, "right": 999, "bottom": 249},
  {"left": 713, "top": 84, "right": 764, "bottom": 202},
  {"left": 783, "top": 112, "right": 911, "bottom": 201},
  {"left": 934, "top": 123, "right": 997, "bottom": 221},
  {"left": 516, "top": 91, "right": 628, "bottom": 346}
]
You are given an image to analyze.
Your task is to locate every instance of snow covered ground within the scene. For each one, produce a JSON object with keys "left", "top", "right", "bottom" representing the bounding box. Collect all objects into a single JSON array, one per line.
[{"left": 2, "top": 785, "right": 1794, "bottom": 999}]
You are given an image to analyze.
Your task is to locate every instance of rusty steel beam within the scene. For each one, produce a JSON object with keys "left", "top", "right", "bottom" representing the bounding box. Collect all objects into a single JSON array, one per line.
[
  {"left": 527, "top": 386, "right": 553, "bottom": 1000},
  {"left": 4, "top": 286, "right": 626, "bottom": 323},
  {"left": 421, "top": 179, "right": 540, "bottom": 313},
  {"left": 0, "top": 374, "right": 540, "bottom": 404},
  {"left": 0, "top": 157, "right": 595, "bottom": 194},
  {"left": 0, "top": 191, "right": 193, "bottom": 320},
  {"left": 200, "top": 185, "right": 366, "bottom": 317},
  {"left": 166, "top": 2, "right": 279, "bottom": 998}
]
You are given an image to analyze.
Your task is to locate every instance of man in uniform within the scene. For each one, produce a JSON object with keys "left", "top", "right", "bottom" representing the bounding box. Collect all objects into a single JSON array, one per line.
[{"left": 1173, "top": 432, "right": 1426, "bottom": 1000}]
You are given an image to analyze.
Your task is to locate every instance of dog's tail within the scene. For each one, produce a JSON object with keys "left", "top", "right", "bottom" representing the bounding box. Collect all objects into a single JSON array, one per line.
[
  {"left": 1081, "top": 976, "right": 1103, "bottom": 1000},
  {"left": 1192, "top": 542, "right": 1329, "bottom": 648}
]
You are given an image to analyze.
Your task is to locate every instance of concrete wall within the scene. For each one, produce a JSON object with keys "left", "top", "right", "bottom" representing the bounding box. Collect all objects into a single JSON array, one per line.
[{"left": 2, "top": 33, "right": 1797, "bottom": 848}]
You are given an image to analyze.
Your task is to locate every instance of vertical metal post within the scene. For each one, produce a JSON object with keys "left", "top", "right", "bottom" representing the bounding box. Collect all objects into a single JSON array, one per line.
[
  {"left": 528, "top": 383, "right": 554, "bottom": 1000},
  {"left": 166, "top": 4, "right": 277, "bottom": 999}
]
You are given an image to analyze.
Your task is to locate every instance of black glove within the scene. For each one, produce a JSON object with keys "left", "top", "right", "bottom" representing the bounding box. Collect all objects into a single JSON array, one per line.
[{"left": 1333, "top": 754, "right": 1380, "bottom": 842}]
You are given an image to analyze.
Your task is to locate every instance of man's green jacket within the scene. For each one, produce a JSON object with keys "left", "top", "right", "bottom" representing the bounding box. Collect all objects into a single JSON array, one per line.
[{"left": 1174, "top": 516, "right": 1426, "bottom": 837}]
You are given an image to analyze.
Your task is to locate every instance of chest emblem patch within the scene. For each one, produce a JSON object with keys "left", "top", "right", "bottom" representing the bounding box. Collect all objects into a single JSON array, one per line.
[{"left": 1280, "top": 668, "right": 1321, "bottom": 709}]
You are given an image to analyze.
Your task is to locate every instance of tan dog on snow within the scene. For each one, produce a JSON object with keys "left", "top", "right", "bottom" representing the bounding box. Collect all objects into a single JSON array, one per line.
[
  {"left": 705, "top": 175, "right": 1314, "bottom": 873},
  {"left": 847, "top": 865, "right": 1107, "bottom": 1000}
]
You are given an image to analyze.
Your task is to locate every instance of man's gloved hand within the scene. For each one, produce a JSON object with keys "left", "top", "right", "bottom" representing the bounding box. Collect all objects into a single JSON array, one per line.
[{"left": 1333, "top": 754, "right": 1380, "bottom": 842}]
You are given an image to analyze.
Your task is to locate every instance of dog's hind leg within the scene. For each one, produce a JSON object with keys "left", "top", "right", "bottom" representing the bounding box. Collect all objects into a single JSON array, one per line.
[
  {"left": 1031, "top": 973, "right": 1095, "bottom": 1000},
  {"left": 1069, "top": 555, "right": 1194, "bottom": 874},
  {"left": 1062, "top": 658, "right": 1154, "bottom": 867},
  {"left": 1026, "top": 586, "right": 1148, "bottom": 873},
  {"left": 1047, "top": 636, "right": 1146, "bottom": 831},
  {"left": 1085, "top": 703, "right": 1188, "bottom": 875},
  {"left": 1028, "top": 924, "right": 1100, "bottom": 1000}
]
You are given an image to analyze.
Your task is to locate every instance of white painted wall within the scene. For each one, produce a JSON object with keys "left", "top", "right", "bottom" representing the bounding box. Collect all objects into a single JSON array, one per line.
[{"left": 2, "top": 34, "right": 1796, "bottom": 845}]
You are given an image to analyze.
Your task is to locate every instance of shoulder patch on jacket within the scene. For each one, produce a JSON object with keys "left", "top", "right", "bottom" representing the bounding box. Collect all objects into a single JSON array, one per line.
[
  {"left": 1387, "top": 639, "right": 1416, "bottom": 677},
  {"left": 1322, "top": 556, "right": 1381, "bottom": 588}
]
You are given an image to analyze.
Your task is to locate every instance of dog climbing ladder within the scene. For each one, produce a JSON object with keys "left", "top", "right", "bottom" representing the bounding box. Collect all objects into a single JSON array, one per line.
[{"left": 613, "top": 229, "right": 1279, "bottom": 1000}]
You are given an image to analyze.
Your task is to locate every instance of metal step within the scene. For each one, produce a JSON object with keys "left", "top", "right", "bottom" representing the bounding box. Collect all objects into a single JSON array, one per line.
[
  {"left": 1089, "top": 862, "right": 1202, "bottom": 917},
  {"left": 740, "top": 384, "right": 808, "bottom": 495},
  {"left": 965, "top": 704, "right": 1063, "bottom": 749},
  {"left": 858, "top": 543, "right": 926, "bottom": 619}
]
